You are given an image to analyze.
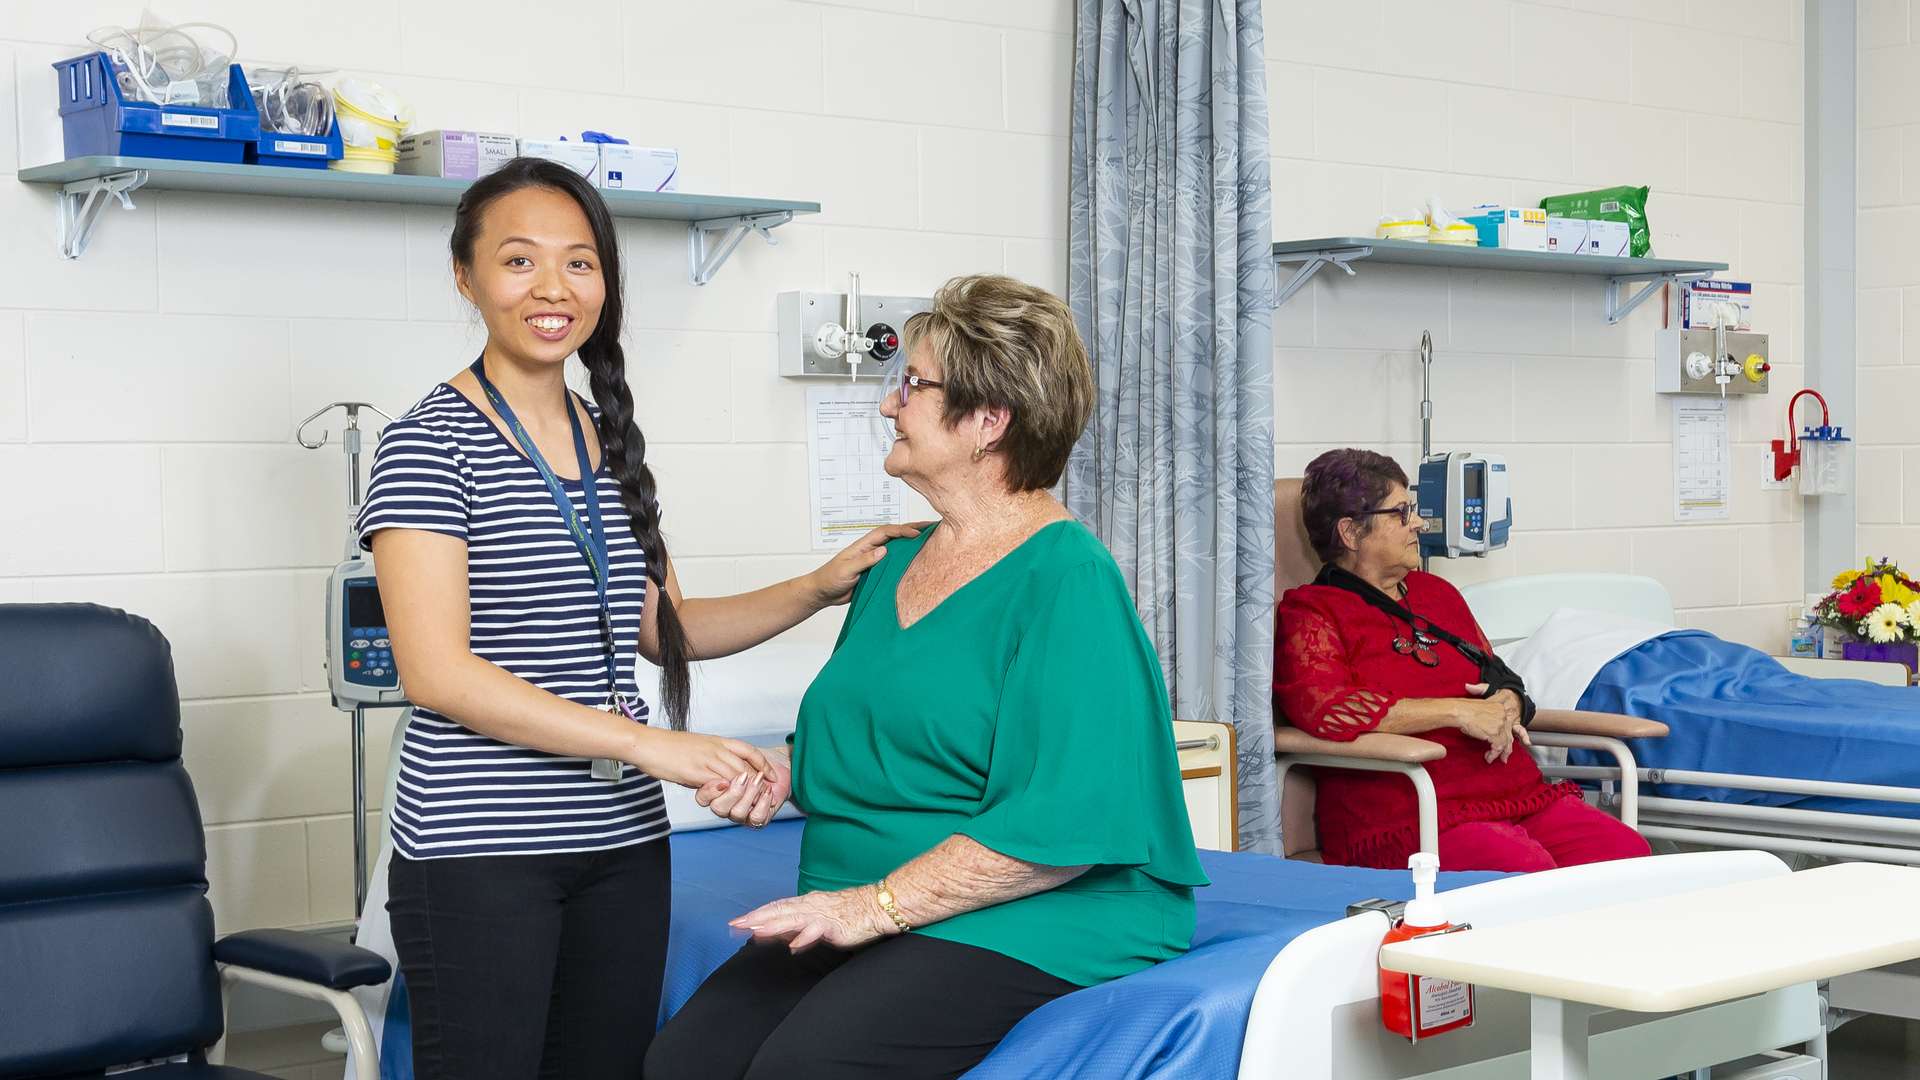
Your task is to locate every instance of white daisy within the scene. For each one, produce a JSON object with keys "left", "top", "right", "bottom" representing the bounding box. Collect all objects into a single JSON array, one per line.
[{"left": 1865, "top": 602, "right": 1909, "bottom": 644}]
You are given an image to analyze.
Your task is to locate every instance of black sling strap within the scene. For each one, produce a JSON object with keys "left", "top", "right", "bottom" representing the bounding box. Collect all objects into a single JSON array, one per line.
[{"left": 1313, "top": 564, "right": 1536, "bottom": 728}]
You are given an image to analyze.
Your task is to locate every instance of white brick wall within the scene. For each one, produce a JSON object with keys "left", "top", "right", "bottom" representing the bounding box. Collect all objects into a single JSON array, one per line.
[
  {"left": 1858, "top": 0, "right": 1920, "bottom": 569},
  {"left": 0, "top": 0, "right": 1068, "bottom": 933},
  {"left": 0, "top": 0, "right": 1850, "bottom": 934},
  {"left": 1266, "top": 0, "right": 1806, "bottom": 650}
]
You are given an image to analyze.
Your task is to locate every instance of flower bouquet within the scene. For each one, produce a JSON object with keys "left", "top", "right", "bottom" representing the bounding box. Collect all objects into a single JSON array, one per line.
[{"left": 1814, "top": 558, "right": 1920, "bottom": 674}]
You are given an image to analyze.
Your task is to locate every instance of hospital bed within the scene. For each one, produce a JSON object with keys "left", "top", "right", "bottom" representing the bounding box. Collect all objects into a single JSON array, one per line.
[
  {"left": 1461, "top": 570, "right": 1920, "bottom": 1030},
  {"left": 1459, "top": 572, "right": 1920, "bottom": 869}
]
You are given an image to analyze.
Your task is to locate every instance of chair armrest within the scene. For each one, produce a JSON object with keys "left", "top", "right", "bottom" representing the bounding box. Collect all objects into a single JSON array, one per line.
[
  {"left": 214, "top": 928, "right": 391, "bottom": 991},
  {"left": 1273, "top": 726, "right": 1447, "bottom": 764},
  {"left": 1530, "top": 709, "right": 1668, "bottom": 740}
]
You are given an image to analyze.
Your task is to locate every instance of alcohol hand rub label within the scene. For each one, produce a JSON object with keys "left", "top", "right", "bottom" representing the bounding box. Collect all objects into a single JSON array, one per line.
[{"left": 1417, "top": 976, "right": 1473, "bottom": 1030}]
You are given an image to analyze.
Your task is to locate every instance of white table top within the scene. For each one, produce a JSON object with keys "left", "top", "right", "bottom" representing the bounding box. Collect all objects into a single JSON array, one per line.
[{"left": 1380, "top": 862, "right": 1920, "bottom": 1012}]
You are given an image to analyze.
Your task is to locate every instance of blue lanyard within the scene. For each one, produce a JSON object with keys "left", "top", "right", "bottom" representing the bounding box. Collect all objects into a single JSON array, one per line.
[{"left": 469, "top": 358, "right": 624, "bottom": 705}]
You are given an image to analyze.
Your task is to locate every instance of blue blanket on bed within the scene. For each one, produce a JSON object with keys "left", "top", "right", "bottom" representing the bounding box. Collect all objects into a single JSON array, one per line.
[
  {"left": 1573, "top": 631, "right": 1920, "bottom": 816},
  {"left": 665, "top": 822, "right": 1501, "bottom": 1078}
]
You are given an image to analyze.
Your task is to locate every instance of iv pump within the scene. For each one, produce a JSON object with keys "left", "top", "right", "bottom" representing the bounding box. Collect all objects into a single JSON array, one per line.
[
  {"left": 1411, "top": 332, "right": 1513, "bottom": 566},
  {"left": 298, "top": 401, "right": 404, "bottom": 918}
]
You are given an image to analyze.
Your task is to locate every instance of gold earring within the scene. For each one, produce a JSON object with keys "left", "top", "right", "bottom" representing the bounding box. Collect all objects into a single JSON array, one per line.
[{"left": 972, "top": 446, "right": 986, "bottom": 462}]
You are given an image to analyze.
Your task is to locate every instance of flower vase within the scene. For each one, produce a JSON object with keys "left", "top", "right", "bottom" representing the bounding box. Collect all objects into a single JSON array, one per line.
[{"left": 1841, "top": 641, "right": 1920, "bottom": 677}]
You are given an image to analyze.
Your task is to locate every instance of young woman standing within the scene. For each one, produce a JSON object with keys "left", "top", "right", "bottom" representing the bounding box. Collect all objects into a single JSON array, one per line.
[{"left": 360, "top": 157, "right": 906, "bottom": 1078}]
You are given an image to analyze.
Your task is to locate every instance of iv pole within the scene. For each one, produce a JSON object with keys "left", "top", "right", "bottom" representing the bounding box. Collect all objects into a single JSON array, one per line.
[
  {"left": 1419, "top": 331, "right": 1434, "bottom": 572},
  {"left": 298, "top": 401, "right": 394, "bottom": 919}
]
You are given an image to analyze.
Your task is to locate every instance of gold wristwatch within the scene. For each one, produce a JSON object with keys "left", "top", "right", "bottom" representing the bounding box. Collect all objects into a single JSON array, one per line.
[{"left": 874, "top": 879, "right": 912, "bottom": 933}]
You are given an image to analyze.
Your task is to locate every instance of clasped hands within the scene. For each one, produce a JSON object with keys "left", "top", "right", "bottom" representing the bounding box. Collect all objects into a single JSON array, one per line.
[{"left": 1459, "top": 682, "right": 1530, "bottom": 764}]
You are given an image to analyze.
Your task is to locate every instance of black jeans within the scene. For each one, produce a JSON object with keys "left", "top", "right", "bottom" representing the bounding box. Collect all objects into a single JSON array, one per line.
[
  {"left": 387, "top": 839, "right": 671, "bottom": 1080},
  {"left": 644, "top": 934, "right": 1077, "bottom": 1080}
]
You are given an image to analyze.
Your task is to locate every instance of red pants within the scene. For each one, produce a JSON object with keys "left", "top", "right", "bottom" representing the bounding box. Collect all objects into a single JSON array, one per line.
[{"left": 1436, "top": 797, "right": 1650, "bottom": 873}]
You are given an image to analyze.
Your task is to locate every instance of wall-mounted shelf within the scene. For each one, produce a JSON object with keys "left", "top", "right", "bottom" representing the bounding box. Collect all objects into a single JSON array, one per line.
[
  {"left": 1270, "top": 237, "right": 1730, "bottom": 324},
  {"left": 19, "top": 155, "right": 820, "bottom": 282}
]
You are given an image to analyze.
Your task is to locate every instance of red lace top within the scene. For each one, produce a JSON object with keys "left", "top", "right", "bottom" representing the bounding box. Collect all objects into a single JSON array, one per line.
[{"left": 1273, "top": 570, "right": 1581, "bottom": 867}]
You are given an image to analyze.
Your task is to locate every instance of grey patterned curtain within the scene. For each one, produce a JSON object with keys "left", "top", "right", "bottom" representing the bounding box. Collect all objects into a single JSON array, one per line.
[{"left": 1063, "top": 0, "right": 1278, "bottom": 852}]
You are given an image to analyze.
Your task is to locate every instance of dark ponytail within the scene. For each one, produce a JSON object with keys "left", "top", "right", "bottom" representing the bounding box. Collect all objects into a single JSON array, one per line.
[{"left": 449, "top": 157, "right": 693, "bottom": 729}]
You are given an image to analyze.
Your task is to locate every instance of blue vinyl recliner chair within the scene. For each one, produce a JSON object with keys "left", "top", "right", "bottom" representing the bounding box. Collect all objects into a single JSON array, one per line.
[{"left": 0, "top": 604, "right": 388, "bottom": 1079}]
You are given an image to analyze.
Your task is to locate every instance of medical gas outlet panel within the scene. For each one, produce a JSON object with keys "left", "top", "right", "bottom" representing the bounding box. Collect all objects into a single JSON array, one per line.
[
  {"left": 778, "top": 273, "right": 932, "bottom": 378},
  {"left": 1655, "top": 326, "right": 1771, "bottom": 395},
  {"left": 1655, "top": 281, "right": 1772, "bottom": 396}
]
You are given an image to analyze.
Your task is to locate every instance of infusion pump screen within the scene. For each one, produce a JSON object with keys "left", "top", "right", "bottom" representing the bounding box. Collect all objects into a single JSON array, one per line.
[
  {"left": 1463, "top": 467, "right": 1483, "bottom": 499},
  {"left": 348, "top": 582, "right": 387, "bottom": 628}
]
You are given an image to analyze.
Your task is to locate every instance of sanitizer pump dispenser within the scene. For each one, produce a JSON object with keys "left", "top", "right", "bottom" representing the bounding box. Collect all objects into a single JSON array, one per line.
[{"left": 1379, "top": 854, "right": 1476, "bottom": 1042}]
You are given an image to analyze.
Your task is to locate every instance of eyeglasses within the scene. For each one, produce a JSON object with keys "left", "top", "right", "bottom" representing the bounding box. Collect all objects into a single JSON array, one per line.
[
  {"left": 879, "top": 355, "right": 944, "bottom": 409},
  {"left": 1358, "top": 502, "right": 1421, "bottom": 527}
]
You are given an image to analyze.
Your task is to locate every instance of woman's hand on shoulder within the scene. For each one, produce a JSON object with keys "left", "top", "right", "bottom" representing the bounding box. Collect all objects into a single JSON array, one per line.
[
  {"left": 806, "top": 523, "right": 927, "bottom": 607},
  {"left": 729, "top": 884, "right": 897, "bottom": 953}
]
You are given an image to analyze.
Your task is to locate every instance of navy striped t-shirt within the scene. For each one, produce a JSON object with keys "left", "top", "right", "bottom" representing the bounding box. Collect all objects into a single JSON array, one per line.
[{"left": 356, "top": 382, "right": 666, "bottom": 860}]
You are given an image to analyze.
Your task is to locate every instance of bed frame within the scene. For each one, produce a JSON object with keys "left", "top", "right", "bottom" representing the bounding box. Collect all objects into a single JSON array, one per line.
[
  {"left": 1459, "top": 572, "right": 1920, "bottom": 870},
  {"left": 1462, "top": 571, "right": 1920, "bottom": 1031}
]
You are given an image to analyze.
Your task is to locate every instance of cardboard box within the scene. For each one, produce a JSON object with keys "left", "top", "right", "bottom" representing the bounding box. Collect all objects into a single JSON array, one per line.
[
  {"left": 518, "top": 138, "right": 602, "bottom": 183},
  {"left": 1682, "top": 280, "right": 1753, "bottom": 330},
  {"left": 598, "top": 144, "right": 678, "bottom": 192},
  {"left": 1486, "top": 206, "right": 1548, "bottom": 251},
  {"left": 1584, "top": 218, "right": 1631, "bottom": 257},
  {"left": 1546, "top": 216, "right": 1590, "bottom": 256},
  {"left": 395, "top": 130, "right": 517, "bottom": 180}
]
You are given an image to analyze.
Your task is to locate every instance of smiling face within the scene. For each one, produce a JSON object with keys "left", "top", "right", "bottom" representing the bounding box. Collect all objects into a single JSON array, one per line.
[
  {"left": 452, "top": 185, "right": 605, "bottom": 370},
  {"left": 877, "top": 341, "right": 963, "bottom": 487}
]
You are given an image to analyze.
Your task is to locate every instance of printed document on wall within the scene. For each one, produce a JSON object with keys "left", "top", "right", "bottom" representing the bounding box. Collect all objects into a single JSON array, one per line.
[
  {"left": 1673, "top": 398, "right": 1731, "bottom": 522},
  {"left": 807, "top": 386, "right": 905, "bottom": 550}
]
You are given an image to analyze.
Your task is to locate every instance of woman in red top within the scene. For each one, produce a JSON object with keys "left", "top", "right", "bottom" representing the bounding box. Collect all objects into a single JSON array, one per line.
[{"left": 1274, "top": 449, "right": 1649, "bottom": 872}]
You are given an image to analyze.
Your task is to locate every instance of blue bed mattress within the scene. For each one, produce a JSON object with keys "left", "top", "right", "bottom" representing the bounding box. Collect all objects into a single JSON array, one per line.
[
  {"left": 1573, "top": 631, "right": 1920, "bottom": 816},
  {"left": 666, "top": 821, "right": 1502, "bottom": 1078}
]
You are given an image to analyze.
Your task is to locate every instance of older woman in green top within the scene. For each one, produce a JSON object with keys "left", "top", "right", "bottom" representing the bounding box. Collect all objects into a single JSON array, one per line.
[{"left": 645, "top": 275, "right": 1207, "bottom": 1080}]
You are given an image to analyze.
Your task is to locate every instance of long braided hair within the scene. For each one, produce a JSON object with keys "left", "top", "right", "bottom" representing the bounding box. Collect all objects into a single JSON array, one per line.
[{"left": 449, "top": 157, "right": 692, "bottom": 728}]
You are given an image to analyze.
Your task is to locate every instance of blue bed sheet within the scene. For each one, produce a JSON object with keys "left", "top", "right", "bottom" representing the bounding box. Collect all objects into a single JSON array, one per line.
[
  {"left": 1573, "top": 631, "right": 1920, "bottom": 816},
  {"left": 666, "top": 822, "right": 1502, "bottom": 1078}
]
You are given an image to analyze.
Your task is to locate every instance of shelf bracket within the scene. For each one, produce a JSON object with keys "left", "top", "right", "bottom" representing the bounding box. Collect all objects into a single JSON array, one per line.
[
  {"left": 1606, "top": 270, "right": 1711, "bottom": 325},
  {"left": 56, "top": 169, "right": 149, "bottom": 260},
  {"left": 1271, "top": 245, "right": 1370, "bottom": 307},
  {"left": 687, "top": 210, "right": 794, "bottom": 286}
]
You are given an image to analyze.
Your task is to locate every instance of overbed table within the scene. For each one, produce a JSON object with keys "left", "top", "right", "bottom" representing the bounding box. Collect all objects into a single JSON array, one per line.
[{"left": 1381, "top": 862, "right": 1920, "bottom": 1079}]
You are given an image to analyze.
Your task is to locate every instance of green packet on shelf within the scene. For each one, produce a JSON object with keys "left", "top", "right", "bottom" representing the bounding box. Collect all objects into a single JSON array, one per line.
[{"left": 1540, "top": 186, "right": 1651, "bottom": 257}]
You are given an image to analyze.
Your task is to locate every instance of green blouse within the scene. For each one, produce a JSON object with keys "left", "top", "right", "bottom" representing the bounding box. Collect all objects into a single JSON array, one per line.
[{"left": 791, "top": 520, "right": 1209, "bottom": 987}]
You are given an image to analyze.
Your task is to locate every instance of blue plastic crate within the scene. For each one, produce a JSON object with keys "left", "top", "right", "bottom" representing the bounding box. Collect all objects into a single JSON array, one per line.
[
  {"left": 54, "top": 51, "right": 261, "bottom": 163},
  {"left": 247, "top": 118, "right": 343, "bottom": 170}
]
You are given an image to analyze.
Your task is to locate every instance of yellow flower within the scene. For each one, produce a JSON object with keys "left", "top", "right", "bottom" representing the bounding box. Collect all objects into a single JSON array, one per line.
[
  {"left": 1834, "top": 569, "right": 1864, "bottom": 590},
  {"left": 1881, "top": 575, "right": 1918, "bottom": 608},
  {"left": 1866, "top": 603, "right": 1910, "bottom": 644}
]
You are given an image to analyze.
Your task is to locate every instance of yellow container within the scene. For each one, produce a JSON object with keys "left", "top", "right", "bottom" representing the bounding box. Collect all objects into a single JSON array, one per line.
[
  {"left": 329, "top": 157, "right": 396, "bottom": 174},
  {"left": 1377, "top": 218, "right": 1428, "bottom": 241},
  {"left": 334, "top": 82, "right": 410, "bottom": 151}
]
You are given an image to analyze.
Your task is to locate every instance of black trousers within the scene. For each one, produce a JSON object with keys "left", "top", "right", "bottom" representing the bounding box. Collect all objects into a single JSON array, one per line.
[
  {"left": 645, "top": 934, "right": 1077, "bottom": 1080},
  {"left": 386, "top": 839, "right": 671, "bottom": 1080}
]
